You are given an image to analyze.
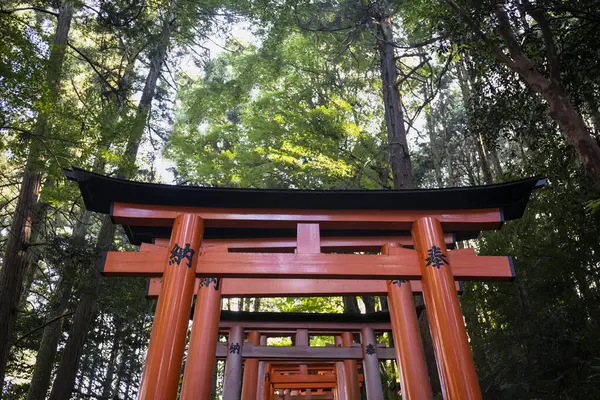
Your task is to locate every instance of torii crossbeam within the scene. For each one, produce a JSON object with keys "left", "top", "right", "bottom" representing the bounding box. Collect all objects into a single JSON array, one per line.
[{"left": 66, "top": 167, "right": 544, "bottom": 400}]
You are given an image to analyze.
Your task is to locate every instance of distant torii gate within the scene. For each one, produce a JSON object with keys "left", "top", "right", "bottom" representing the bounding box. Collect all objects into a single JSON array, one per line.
[{"left": 66, "top": 167, "right": 544, "bottom": 399}]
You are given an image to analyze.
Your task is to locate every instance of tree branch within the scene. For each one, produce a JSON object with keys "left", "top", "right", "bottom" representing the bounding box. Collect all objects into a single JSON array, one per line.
[
  {"left": 0, "top": 7, "right": 58, "bottom": 17},
  {"left": 522, "top": 0, "right": 561, "bottom": 81},
  {"left": 14, "top": 312, "right": 75, "bottom": 345},
  {"left": 443, "top": 0, "right": 518, "bottom": 70},
  {"left": 67, "top": 43, "right": 122, "bottom": 98}
]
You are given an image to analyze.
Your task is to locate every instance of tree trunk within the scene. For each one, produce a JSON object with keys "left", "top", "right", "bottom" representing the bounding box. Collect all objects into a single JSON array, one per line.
[
  {"left": 48, "top": 7, "right": 174, "bottom": 396},
  {"left": 377, "top": 16, "right": 414, "bottom": 189},
  {"left": 343, "top": 297, "right": 360, "bottom": 314},
  {"left": 18, "top": 201, "right": 50, "bottom": 311},
  {"left": 490, "top": 2, "right": 600, "bottom": 188},
  {"left": 101, "top": 317, "right": 123, "bottom": 398},
  {"left": 373, "top": 9, "right": 441, "bottom": 395},
  {"left": 26, "top": 211, "right": 90, "bottom": 400},
  {"left": 0, "top": 0, "right": 73, "bottom": 386},
  {"left": 49, "top": 216, "right": 113, "bottom": 400},
  {"left": 361, "top": 296, "right": 376, "bottom": 313}
]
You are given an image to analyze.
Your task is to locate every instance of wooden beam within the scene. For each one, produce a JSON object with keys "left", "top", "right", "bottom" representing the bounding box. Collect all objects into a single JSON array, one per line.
[
  {"left": 214, "top": 344, "right": 396, "bottom": 360},
  {"left": 154, "top": 234, "right": 455, "bottom": 253},
  {"left": 103, "top": 248, "right": 514, "bottom": 281},
  {"left": 145, "top": 278, "right": 462, "bottom": 299},
  {"left": 112, "top": 202, "right": 502, "bottom": 231}
]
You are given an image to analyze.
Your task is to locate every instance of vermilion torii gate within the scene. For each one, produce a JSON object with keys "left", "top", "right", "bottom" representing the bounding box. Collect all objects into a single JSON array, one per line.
[{"left": 66, "top": 167, "right": 544, "bottom": 399}]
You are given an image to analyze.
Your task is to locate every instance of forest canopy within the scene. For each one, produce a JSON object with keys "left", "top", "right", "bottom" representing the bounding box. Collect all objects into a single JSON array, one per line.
[{"left": 1, "top": 0, "right": 600, "bottom": 399}]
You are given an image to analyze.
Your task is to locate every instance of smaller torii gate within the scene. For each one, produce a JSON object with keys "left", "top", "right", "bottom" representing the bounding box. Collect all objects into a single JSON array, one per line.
[
  {"left": 214, "top": 311, "right": 395, "bottom": 400},
  {"left": 66, "top": 168, "right": 544, "bottom": 399}
]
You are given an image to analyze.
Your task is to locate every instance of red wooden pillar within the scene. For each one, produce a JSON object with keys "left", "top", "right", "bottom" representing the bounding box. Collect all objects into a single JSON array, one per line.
[
  {"left": 242, "top": 331, "right": 261, "bottom": 400},
  {"left": 138, "top": 214, "right": 203, "bottom": 399},
  {"left": 383, "top": 243, "right": 432, "bottom": 399},
  {"left": 296, "top": 329, "right": 311, "bottom": 398},
  {"left": 360, "top": 327, "right": 384, "bottom": 400},
  {"left": 412, "top": 217, "right": 482, "bottom": 399},
  {"left": 223, "top": 325, "right": 245, "bottom": 400},
  {"left": 334, "top": 337, "right": 347, "bottom": 400},
  {"left": 180, "top": 276, "right": 223, "bottom": 397},
  {"left": 341, "top": 332, "right": 360, "bottom": 400}
]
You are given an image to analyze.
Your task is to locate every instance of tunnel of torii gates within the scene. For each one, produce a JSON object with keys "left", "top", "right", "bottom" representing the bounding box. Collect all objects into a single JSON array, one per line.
[{"left": 65, "top": 167, "right": 545, "bottom": 400}]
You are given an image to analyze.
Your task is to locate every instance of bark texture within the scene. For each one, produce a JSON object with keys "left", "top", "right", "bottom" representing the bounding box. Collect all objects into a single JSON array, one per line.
[
  {"left": 0, "top": 0, "right": 73, "bottom": 386},
  {"left": 26, "top": 212, "right": 90, "bottom": 400},
  {"left": 377, "top": 16, "right": 414, "bottom": 189},
  {"left": 48, "top": 7, "right": 173, "bottom": 396},
  {"left": 488, "top": 1, "right": 600, "bottom": 187}
]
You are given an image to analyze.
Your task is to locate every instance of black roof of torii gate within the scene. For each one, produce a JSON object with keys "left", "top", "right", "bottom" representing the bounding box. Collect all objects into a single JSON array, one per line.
[{"left": 65, "top": 167, "right": 546, "bottom": 244}]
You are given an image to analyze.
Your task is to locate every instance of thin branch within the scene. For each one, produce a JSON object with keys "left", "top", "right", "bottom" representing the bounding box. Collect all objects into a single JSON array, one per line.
[
  {"left": 396, "top": 58, "right": 429, "bottom": 87},
  {"left": 67, "top": 43, "right": 122, "bottom": 98},
  {"left": 444, "top": 0, "right": 518, "bottom": 70},
  {"left": 14, "top": 311, "right": 75, "bottom": 345},
  {"left": 0, "top": 7, "right": 58, "bottom": 17},
  {"left": 521, "top": 0, "right": 561, "bottom": 81}
]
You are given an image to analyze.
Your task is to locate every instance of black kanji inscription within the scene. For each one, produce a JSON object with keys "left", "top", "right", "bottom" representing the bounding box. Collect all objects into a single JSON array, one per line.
[
  {"left": 199, "top": 277, "right": 220, "bottom": 291},
  {"left": 229, "top": 342, "right": 241, "bottom": 355},
  {"left": 390, "top": 279, "right": 408, "bottom": 287},
  {"left": 425, "top": 245, "right": 448, "bottom": 269},
  {"left": 169, "top": 243, "right": 195, "bottom": 268},
  {"left": 365, "top": 343, "right": 376, "bottom": 355}
]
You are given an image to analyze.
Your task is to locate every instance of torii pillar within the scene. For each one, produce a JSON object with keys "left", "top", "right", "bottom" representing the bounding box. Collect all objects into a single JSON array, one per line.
[
  {"left": 413, "top": 217, "right": 482, "bottom": 399},
  {"left": 138, "top": 214, "right": 203, "bottom": 399}
]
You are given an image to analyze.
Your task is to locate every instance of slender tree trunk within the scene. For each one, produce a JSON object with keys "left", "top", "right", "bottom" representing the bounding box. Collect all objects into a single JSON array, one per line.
[
  {"left": 253, "top": 297, "right": 261, "bottom": 312},
  {"left": 101, "top": 317, "right": 123, "bottom": 398},
  {"left": 372, "top": 7, "right": 441, "bottom": 394},
  {"left": 377, "top": 16, "right": 414, "bottom": 189},
  {"left": 113, "top": 343, "right": 128, "bottom": 398},
  {"left": 26, "top": 211, "right": 90, "bottom": 400},
  {"left": 0, "top": 1, "right": 74, "bottom": 385},
  {"left": 361, "top": 296, "right": 376, "bottom": 313},
  {"left": 456, "top": 59, "right": 493, "bottom": 184},
  {"left": 49, "top": 7, "right": 174, "bottom": 397},
  {"left": 18, "top": 201, "right": 50, "bottom": 310},
  {"left": 343, "top": 297, "right": 360, "bottom": 314},
  {"left": 49, "top": 216, "right": 113, "bottom": 400}
]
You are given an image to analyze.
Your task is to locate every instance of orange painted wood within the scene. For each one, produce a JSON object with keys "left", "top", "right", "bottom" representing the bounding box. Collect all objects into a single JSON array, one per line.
[
  {"left": 334, "top": 337, "right": 347, "bottom": 400},
  {"left": 103, "top": 249, "right": 514, "bottom": 281},
  {"left": 146, "top": 277, "right": 448, "bottom": 298},
  {"left": 112, "top": 202, "right": 502, "bottom": 231},
  {"left": 269, "top": 374, "right": 364, "bottom": 385},
  {"left": 341, "top": 333, "right": 360, "bottom": 400},
  {"left": 138, "top": 214, "right": 203, "bottom": 400},
  {"left": 297, "top": 223, "right": 320, "bottom": 254},
  {"left": 273, "top": 383, "right": 336, "bottom": 390},
  {"left": 242, "top": 331, "right": 262, "bottom": 400},
  {"left": 155, "top": 234, "right": 455, "bottom": 252},
  {"left": 180, "top": 276, "right": 223, "bottom": 398},
  {"left": 384, "top": 243, "right": 433, "bottom": 399},
  {"left": 413, "top": 217, "right": 482, "bottom": 400}
]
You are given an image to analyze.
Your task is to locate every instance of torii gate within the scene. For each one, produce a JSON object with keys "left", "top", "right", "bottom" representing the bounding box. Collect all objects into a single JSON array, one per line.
[{"left": 66, "top": 167, "right": 544, "bottom": 399}]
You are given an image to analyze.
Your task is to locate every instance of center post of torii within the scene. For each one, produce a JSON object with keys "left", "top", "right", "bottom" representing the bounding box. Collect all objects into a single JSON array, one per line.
[{"left": 66, "top": 168, "right": 545, "bottom": 399}]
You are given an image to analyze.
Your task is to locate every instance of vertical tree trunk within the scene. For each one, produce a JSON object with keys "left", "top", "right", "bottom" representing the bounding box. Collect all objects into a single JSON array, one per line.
[
  {"left": 101, "top": 317, "right": 123, "bottom": 398},
  {"left": 26, "top": 211, "right": 90, "bottom": 400},
  {"left": 0, "top": 1, "right": 74, "bottom": 385},
  {"left": 49, "top": 6, "right": 174, "bottom": 397},
  {"left": 456, "top": 60, "right": 493, "bottom": 184},
  {"left": 377, "top": 16, "right": 414, "bottom": 189},
  {"left": 489, "top": 2, "right": 600, "bottom": 188},
  {"left": 343, "top": 297, "right": 360, "bottom": 314},
  {"left": 18, "top": 201, "right": 50, "bottom": 310}
]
